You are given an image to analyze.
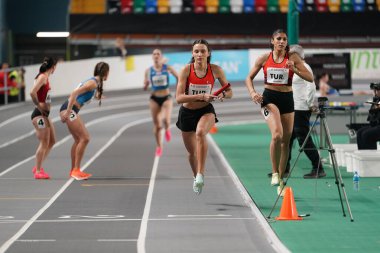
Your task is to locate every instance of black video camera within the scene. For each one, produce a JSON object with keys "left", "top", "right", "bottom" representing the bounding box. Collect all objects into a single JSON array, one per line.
[
  {"left": 318, "top": 96, "right": 328, "bottom": 110},
  {"left": 370, "top": 82, "right": 380, "bottom": 90}
]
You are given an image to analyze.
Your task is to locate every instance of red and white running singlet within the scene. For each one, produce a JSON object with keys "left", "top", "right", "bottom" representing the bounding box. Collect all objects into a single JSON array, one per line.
[
  {"left": 36, "top": 73, "right": 51, "bottom": 103},
  {"left": 263, "top": 52, "right": 294, "bottom": 87},
  {"left": 186, "top": 63, "right": 215, "bottom": 95}
]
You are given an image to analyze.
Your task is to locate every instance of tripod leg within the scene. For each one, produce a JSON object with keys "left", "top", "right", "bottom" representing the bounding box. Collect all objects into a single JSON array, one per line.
[{"left": 321, "top": 117, "right": 354, "bottom": 221}]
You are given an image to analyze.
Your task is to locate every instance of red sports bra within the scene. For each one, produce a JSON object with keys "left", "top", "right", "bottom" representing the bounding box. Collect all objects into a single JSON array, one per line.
[
  {"left": 263, "top": 52, "right": 294, "bottom": 87},
  {"left": 36, "top": 73, "right": 51, "bottom": 103},
  {"left": 186, "top": 63, "right": 215, "bottom": 95}
]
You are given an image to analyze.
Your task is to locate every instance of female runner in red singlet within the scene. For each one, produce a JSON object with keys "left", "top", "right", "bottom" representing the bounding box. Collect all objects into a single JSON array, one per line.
[
  {"left": 176, "top": 39, "right": 233, "bottom": 195},
  {"left": 245, "top": 29, "right": 313, "bottom": 196},
  {"left": 30, "top": 57, "right": 58, "bottom": 179}
]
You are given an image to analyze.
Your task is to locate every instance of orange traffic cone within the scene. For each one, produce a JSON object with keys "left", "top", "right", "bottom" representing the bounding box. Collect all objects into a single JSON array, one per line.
[
  {"left": 209, "top": 124, "right": 218, "bottom": 134},
  {"left": 276, "top": 187, "right": 303, "bottom": 221}
]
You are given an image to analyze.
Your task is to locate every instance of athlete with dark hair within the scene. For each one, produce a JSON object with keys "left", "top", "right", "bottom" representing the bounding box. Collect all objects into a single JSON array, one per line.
[
  {"left": 176, "top": 39, "right": 233, "bottom": 194},
  {"left": 60, "top": 62, "right": 110, "bottom": 180},
  {"left": 30, "top": 57, "right": 58, "bottom": 179},
  {"left": 246, "top": 30, "right": 313, "bottom": 196}
]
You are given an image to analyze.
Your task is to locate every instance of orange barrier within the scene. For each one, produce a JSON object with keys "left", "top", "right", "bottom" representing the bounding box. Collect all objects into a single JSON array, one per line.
[
  {"left": 209, "top": 124, "right": 218, "bottom": 134},
  {"left": 276, "top": 187, "right": 303, "bottom": 221}
]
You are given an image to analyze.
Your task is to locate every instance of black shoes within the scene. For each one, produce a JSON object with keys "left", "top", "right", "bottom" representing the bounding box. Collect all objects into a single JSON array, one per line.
[{"left": 303, "top": 168, "right": 326, "bottom": 179}]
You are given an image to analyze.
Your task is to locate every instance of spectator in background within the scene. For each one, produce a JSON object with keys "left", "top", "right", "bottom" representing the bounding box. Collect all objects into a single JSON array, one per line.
[
  {"left": 318, "top": 72, "right": 339, "bottom": 97},
  {"left": 356, "top": 83, "right": 380, "bottom": 150},
  {"left": 287, "top": 45, "right": 326, "bottom": 179},
  {"left": 318, "top": 72, "right": 370, "bottom": 97},
  {"left": 0, "top": 62, "right": 10, "bottom": 105},
  {"left": 115, "top": 37, "right": 127, "bottom": 58}
]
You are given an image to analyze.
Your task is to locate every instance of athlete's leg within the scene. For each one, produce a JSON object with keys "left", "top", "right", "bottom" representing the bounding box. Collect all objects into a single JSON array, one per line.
[
  {"left": 181, "top": 131, "right": 197, "bottom": 177},
  {"left": 162, "top": 97, "right": 173, "bottom": 130},
  {"left": 195, "top": 113, "right": 215, "bottom": 175},
  {"left": 42, "top": 117, "right": 56, "bottom": 161},
  {"left": 279, "top": 112, "right": 294, "bottom": 179},
  {"left": 162, "top": 97, "right": 173, "bottom": 142},
  {"left": 263, "top": 104, "right": 283, "bottom": 174},
  {"left": 149, "top": 99, "right": 162, "bottom": 149},
  {"left": 32, "top": 116, "right": 51, "bottom": 172}
]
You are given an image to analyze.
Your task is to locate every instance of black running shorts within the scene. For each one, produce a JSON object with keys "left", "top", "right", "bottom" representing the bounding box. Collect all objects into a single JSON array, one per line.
[
  {"left": 176, "top": 103, "right": 218, "bottom": 132},
  {"left": 261, "top": 88, "right": 294, "bottom": 115}
]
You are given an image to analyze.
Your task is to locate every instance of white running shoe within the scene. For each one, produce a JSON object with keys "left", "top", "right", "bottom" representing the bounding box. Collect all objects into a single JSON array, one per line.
[
  {"left": 277, "top": 180, "right": 285, "bottom": 197},
  {"left": 193, "top": 178, "right": 199, "bottom": 194},
  {"left": 195, "top": 173, "right": 204, "bottom": 195},
  {"left": 271, "top": 172, "right": 279, "bottom": 186}
]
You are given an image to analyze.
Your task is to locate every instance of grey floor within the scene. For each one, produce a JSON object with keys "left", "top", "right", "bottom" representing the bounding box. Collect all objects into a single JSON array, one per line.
[{"left": 0, "top": 85, "right": 293, "bottom": 253}]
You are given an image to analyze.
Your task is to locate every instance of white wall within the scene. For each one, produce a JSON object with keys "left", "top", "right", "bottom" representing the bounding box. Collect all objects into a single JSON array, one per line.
[{"left": 24, "top": 48, "right": 380, "bottom": 101}]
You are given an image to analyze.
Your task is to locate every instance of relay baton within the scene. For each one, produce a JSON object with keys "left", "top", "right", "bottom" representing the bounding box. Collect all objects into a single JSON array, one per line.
[{"left": 213, "top": 83, "right": 231, "bottom": 96}]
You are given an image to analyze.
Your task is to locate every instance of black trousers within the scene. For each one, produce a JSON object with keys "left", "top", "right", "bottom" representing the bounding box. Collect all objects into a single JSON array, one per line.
[
  {"left": 288, "top": 110, "right": 322, "bottom": 169},
  {"left": 357, "top": 125, "right": 380, "bottom": 150}
]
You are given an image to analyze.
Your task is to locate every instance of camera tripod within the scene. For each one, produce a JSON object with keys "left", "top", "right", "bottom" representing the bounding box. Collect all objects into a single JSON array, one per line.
[{"left": 267, "top": 103, "right": 354, "bottom": 221}]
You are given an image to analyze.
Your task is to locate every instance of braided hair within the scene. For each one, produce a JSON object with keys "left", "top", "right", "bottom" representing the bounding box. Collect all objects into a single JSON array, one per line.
[
  {"left": 190, "top": 39, "right": 212, "bottom": 63},
  {"left": 35, "top": 57, "right": 57, "bottom": 79},
  {"left": 94, "top": 62, "right": 109, "bottom": 106}
]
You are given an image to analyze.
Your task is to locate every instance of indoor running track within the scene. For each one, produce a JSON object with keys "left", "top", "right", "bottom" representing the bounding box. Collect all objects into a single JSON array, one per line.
[{"left": 0, "top": 86, "right": 289, "bottom": 253}]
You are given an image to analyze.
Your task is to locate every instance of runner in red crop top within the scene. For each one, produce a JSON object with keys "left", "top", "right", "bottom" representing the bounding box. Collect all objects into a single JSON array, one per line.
[
  {"left": 263, "top": 52, "right": 294, "bottom": 87},
  {"left": 36, "top": 74, "right": 51, "bottom": 102},
  {"left": 30, "top": 57, "right": 57, "bottom": 180},
  {"left": 176, "top": 39, "right": 232, "bottom": 195},
  {"left": 245, "top": 30, "right": 313, "bottom": 197}
]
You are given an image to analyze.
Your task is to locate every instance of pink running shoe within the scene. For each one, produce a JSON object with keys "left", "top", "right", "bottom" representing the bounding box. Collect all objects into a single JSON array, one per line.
[
  {"left": 155, "top": 147, "right": 162, "bottom": 157},
  {"left": 165, "top": 129, "right": 171, "bottom": 142},
  {"left": 32, "top": 166, "right": 37, "bottom": 175},
  {"left": 34, "top": 168, "right": 50, "bottom": 179}
]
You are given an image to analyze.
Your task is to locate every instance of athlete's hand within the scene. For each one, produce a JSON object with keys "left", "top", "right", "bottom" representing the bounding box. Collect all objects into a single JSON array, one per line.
[
  {"left": 285, "top": 60, "right": 295, "bottom": 70},
  {"left": 37, "top": 103, "right": 49, "bottom": 117},
  {"left": 250, "top": 91, "right": 263, "bottom": 104},
  {"left": 60, "top": 111, "right": 70, "bottom": 123},
  {"left": 202, "top": 93, "right": 217, "bottom": 103}
]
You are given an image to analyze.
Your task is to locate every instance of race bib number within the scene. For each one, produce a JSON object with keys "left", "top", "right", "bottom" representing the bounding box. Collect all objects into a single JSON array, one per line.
[
  {"left": 188, "top": 83, "right": 212, "bottom": 95},
  {"left": 37, "top": 117, "right": 46, "bottom": 129},
  {"left": 267, "top": 68, "right": 289, "bottom": 85},
  {"left": 261, "top": 107, "right": 271, "bottom": 120},
  {"left": 152, "top": 75, "right": 168, "bottom": 87},
  {"left": 69, "top": 110, "right": 78, "bottom": 122},
  {"left": 45, "top": 90, "right": 52, "bottom": 104}
]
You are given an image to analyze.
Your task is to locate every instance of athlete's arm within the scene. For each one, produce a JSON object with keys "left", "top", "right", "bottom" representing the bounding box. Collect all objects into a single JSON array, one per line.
[
  {"left": 62, "top": 80, "right": 97, "bottom": 122},
  {"left": 167, "top": 65, "right": 179, "bottom": 84},
  {"left": 143, "top": 68, "right": 149, "bottom": 91},
  {"left": 30, "top": 74, "right": 48, "bottom": 116},
  {"left": 246, "top": 53, "right": 267, "bottom": 104},
  {"left": 289, "top": 53, "right": 314, "bottom": 82},
  {"left": 211, "top": 64, "right": 232, "bottom": 99}
]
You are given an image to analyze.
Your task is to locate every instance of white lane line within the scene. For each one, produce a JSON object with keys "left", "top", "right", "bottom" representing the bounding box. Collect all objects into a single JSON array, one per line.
[
  {"left": 208, "top": 135, "right": 291, "bottom": 253},
  {"left": 16, "top": 240, "right": 56, "bottom": 242},
  {"left": 0, "top": 217, "right": 255, "bottom": 224},
  {"left": 0, "top": 109, "right": 149, "bottom": 177},
  {"left": 137, "top": 153, "right": 160, "bottom": 253},
  {"left": 167, "top": 214, "right": 232, "bottom": 218},
  {"left": 97, "top": 239, "right": 137, "bottom": 242},
  {"left": 0, "top": 117, "right": 151, "bottom": 253},
  {"left": 0, "top": 102, "right": 149, "bottom": 149}
]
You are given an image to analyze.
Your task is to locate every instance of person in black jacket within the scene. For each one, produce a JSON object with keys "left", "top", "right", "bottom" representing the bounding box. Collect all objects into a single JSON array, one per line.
[{"left": 357, "top": 82, "right": 380, "bottom": 150}]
